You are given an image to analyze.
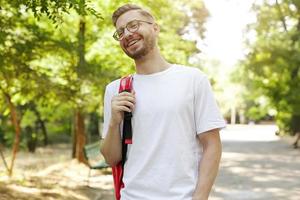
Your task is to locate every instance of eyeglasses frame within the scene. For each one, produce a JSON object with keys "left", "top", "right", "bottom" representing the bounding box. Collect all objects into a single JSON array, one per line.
[{"left": 113, "top": 19, "right": 153, "bottom": 41}]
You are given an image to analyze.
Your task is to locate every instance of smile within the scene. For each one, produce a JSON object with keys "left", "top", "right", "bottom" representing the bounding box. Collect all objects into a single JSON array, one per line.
[{"left": 127, "top": 39, "right": 141, "bottom": 47}]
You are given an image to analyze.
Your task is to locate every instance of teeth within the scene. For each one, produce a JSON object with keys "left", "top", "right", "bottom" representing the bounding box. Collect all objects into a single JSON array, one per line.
[{"left": 128, "top": 40, "right": 139, "bottom": 47}]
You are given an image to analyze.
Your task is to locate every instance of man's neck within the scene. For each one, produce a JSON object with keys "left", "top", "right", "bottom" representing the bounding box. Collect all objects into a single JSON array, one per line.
[{"left": 134, "top": 47, "right": 171, "bottom": 75}]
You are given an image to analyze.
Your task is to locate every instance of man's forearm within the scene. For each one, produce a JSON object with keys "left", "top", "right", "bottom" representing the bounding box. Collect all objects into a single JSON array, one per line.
[
  {"left": 100, "top": 122, "right": 122, "bottom": 166},
  {"left": 193, "top": 141, "right": 222, "bottom": 200}
]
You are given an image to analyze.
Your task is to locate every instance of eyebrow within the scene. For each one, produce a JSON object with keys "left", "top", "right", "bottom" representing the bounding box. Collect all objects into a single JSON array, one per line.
[
  {"left": 117, "top": 19, "right": 135, "bottom": 30},
  {"left": 116, "top": 19, "right": 138, "bottom": 31}
]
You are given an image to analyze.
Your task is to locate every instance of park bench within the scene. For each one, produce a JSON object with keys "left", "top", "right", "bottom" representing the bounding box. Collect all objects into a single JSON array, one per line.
[{"left": 83, "top": 141, "right": 110, "bottom": 185}]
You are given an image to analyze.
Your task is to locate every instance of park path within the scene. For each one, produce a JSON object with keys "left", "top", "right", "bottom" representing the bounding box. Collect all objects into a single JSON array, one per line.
[
  {"left": 1, "top": 125, "right": 299, "bottom": 200},
  {"left": 210, "top": 125, "right": 300, "bottom": 200},
  {"left": 95, "top": 124, "right": 300, "bottom": 200}
]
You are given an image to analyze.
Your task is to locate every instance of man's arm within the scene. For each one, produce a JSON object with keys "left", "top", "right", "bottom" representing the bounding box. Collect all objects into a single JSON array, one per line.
[
  {"left": 192, "top": 128, "right": 222, "bottom": 200},
  {"left": 100, "top": 122, "right": 122, "bottom": 166}
]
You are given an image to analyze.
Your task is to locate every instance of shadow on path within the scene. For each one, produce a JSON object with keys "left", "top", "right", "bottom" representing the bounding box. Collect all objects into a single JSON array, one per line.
[{"left": 211, "top": 125, "right": 300, "bottom": 200}]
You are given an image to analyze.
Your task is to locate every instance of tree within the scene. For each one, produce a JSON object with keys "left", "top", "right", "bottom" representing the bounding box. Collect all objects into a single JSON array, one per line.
[
  {"left": 19, "top": 0, "right": 208, "bottom": 159},
  {"left": 241, "top": 0, "right": 300, "bottom": 133},
  {"left": 0, "top": 2, "right": 55, "bottom": 175},
  {"left": 1, "top": 0, "right": 209, "bottom": 175}
]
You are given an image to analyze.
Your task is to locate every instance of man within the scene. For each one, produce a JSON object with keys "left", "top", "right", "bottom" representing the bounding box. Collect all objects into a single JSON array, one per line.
[{"left": 100, "top": 4, "right": 226, "bottom": 200}]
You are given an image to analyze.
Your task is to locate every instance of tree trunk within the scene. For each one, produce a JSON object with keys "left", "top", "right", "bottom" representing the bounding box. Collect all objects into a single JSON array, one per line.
[
  {"left": 4, "top": 92, "right": 21, "bottom": 177},
  {"left": 39, "top": 119, "right": 48, "bottom": 146},
  {"left": 75, "top": 109, "right": 86, "bottom": 163},
  {"left": 77, "top": 16, "right": 85, "bottom": 76},
  {"left": 26, "top": 126, "right": 37, "bottom": 153},
  {"left": 32, "top": 106, "right": 48, "bottom": 146},
  {"left": 0, "top": 144, "right": 9, "bottom": 173},
  {"left": 72, "top": 111, "right": 77, "bottom": 158},
  {"left": 231, "top": 103, "right": 236, "bottom": 124},
  {"left": 72, "top": 1, "right": 87, "bottom": 163}
]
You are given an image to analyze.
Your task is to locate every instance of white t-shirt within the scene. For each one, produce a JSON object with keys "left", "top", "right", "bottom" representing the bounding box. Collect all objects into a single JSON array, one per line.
[{"left": 102, "top": 64, "right": 226, "bottom": 200}]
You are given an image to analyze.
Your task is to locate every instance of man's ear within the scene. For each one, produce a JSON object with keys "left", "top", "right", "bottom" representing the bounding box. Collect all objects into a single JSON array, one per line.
[{"left": 153, "top": 23, "right": 160, "bottom": 34}]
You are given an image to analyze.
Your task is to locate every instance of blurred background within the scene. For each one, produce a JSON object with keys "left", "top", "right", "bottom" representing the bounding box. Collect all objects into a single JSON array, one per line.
[{"left": 0, "top": 0, "right": 299, "bottom": 199}]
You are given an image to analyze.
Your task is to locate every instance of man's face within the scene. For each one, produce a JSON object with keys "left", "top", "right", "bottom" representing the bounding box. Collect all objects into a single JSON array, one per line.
[{"left": 115, "top": 10, "right": 158, "bottom": 59}]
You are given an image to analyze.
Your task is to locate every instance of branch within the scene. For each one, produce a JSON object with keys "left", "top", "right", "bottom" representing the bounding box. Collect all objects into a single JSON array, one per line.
[{"left": 275, "top": 0, "right": 288, "bottom": 32}]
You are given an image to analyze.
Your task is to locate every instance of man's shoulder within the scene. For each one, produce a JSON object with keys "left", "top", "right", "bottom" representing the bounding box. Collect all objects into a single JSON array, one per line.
[
  {"left": 105, "top": 78, "right": 121, "bottom": 92},
  {"left": 173, "top": 64, "right": 208, "bottom": 79}
]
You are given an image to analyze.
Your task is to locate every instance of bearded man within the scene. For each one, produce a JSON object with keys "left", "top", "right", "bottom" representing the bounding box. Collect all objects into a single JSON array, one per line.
[{"left": 101, "top": 4, "right": 226, "bottom": 200}]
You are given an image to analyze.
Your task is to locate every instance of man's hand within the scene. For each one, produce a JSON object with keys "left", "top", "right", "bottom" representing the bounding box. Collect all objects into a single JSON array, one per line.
[
  {"left": 110, "top": 91, "right": 136, "bottom": 126},
  {"left": 101, "top": 90, "right": 136, "bottom": 166}
]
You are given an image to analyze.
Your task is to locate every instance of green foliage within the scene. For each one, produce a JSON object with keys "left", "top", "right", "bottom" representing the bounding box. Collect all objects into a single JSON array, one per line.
[
  {"left": 0, "top": 0, "right": 208, "bottom": 148},
  {"left": 241, "top": 0, "right": 300, "bottom": 133},
  {"left": 8, "top": 0, "right": 102, "bottom": 23}
]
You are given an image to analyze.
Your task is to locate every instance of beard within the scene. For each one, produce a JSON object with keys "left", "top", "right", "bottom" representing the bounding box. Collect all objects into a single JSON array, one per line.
[{"left": 123, "top": 35, "right": 155, "bottom": 60}]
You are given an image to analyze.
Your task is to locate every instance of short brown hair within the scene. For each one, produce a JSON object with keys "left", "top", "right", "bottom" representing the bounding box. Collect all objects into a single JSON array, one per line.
[{"left": 112, "top": 4, "right": 154, "bottom": 26}]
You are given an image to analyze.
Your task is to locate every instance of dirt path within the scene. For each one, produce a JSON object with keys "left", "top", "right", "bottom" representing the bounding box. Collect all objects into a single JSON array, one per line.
[
  {"left": 0, "top": 144, "right": 115, "bottom": 200},
  {"left": 211, "top": 125, "right": 300, "bottom": 200},
  {"left": 0, "top": 125, "right": 299, "bottom": 200}
]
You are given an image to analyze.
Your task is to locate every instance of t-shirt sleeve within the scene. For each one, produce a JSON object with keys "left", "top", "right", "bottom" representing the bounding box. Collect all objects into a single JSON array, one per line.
[
  {"left": 102, "top": 85, "right": 113, "bottom": 139},
  {"left": 194, "top": 72, "right": 226, "bottom": 135}
]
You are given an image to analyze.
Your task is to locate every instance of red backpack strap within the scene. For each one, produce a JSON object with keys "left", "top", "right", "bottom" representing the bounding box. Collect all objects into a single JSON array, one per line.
[
  {"left": 119, "top": 75, "right": 133, "bottom": 93},
  {"left": 112, "top": 75, "right": 133, "bottom": 200},
  {"left": 120, "top": 75, "right": 133, "bottom": 144}
]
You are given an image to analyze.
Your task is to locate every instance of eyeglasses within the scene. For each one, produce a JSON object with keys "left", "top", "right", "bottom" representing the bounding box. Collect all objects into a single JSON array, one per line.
[{"left": 113, "top": 19, "right": 153, "bottom": 41}]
